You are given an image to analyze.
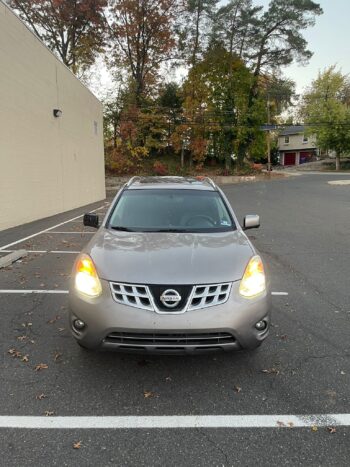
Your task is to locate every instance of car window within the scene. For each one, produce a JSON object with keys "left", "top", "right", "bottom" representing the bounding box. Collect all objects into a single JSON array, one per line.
[{"left": 108, "top": 189, "right": 235, "bottom": 232}]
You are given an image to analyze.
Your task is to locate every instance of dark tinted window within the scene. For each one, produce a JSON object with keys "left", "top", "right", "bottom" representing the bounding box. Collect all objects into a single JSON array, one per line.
[{"left": 108, "top": 189, "right": 235, "bottom": 232}]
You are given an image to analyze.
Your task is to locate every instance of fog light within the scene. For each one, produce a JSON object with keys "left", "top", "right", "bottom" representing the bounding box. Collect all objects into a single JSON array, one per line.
[
  {"left": 74, "top": 319, "right": 85, "bottom": 330},
  {"left": 255, "top": 320, "right": 267, "bottom": 331}
]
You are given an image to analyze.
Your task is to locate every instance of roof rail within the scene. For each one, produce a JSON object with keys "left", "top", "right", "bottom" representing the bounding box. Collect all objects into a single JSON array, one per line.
[
  {"left": 125, "top": 176, "right": 142, "bottom": 187},
  {"left": 202, "top": 177, "right": 217, "bottom": 190}
]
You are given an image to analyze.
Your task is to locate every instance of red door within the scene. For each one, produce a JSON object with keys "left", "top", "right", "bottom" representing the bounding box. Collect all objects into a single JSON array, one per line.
[{"left": 284, "top": 153, "right": 296, "bottom": 165}]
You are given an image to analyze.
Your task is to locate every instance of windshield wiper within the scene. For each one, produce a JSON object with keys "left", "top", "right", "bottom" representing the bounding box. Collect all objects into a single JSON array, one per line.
[
  {"left": 153, "top": 228, "right": 188, "bottom": 233},
  {"left": 110, "top": 226, "right": 135, "bottom": 232}
]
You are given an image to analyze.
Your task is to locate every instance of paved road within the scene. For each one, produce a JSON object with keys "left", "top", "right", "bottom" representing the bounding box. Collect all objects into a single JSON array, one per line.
[{"left": 0, "top": 174, "right": 349, "bottom": 466}]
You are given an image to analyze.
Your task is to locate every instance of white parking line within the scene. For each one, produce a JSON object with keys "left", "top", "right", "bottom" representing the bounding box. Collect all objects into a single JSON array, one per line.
[
  {"left": 0, "top": 250, "right": 48, "bottom": 254},
  {"left": 0, "top": 290, "right": 69, "bottom": 294},
  {"left": 52, "top": 251, "right": 80, "bottom": 254},
  {"left": 0, "top": 414, "right": 349, "bottom": 429},
  {"left": 0, "top": 205, "right": 106, "bottom": 251},
  {"left": 0, "top": 250, "right": 80, "bottom": 254},
  {"left": 41, "top": 231, "right": 95, "bottom": 235},
  {"left": 271, "top": 292, "right": 289, "bottom": 296}
]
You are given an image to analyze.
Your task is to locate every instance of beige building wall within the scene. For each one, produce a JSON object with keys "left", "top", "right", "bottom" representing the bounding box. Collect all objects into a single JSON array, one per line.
[{"left": 0, "top": 1, "right": 105, "bottom": 232}]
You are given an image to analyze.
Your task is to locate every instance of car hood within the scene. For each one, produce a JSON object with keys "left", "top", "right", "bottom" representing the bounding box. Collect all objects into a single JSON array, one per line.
[{"left": 87, "top": 229, "right": 254, "bottom": 285}]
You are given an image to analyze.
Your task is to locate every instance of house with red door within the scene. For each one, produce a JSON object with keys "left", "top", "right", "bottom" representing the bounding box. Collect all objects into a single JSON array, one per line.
[{"left": 278, "top": 125, "right": 318, "bottom": 166}]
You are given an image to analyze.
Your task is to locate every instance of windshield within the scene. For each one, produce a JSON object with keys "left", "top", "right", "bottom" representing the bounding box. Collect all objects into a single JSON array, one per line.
[{"left": 108, "top": 189, "right": 235, "bottom": 232}]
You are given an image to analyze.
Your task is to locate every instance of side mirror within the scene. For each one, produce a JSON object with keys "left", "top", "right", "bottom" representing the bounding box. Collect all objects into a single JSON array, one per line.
[
  {"left": 243, "top": 214, "right": 260, "bottom": 230},
  {"left": 83, "top": 213, "right": 99, "bottom": 228}
]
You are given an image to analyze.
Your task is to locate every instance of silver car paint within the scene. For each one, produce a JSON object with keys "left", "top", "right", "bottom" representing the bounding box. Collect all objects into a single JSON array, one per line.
[
  {"left": 87, "top": 230, "right": 253, "bottom": 285},
  {"left": 69, "top": 177, "right": 271, "bottom": 353},
  {"left": 69, "top": 279, "right": 270, "bottom": 352}
]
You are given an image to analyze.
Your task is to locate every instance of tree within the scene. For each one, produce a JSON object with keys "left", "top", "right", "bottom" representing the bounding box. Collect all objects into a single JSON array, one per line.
[
  {"left": 178, "top": 0, "right": 218, "bottom": 67},
  {"left": 213, "top": 0, "right": 262, "bottom": 60},
  {"left": 107, "top": 0, "right": 178, "bottom": 105},
  {"left": 182, "top": 45, "right": 264, "bottom": 169},
  {"left": 248, "top": 0, "right": 322, "bottom": 78},
  {"left": 233, "top": 0, "right": 323, "bottom": 165},
  {"left": 158, "top": 82, "right": 184, "bottom": 149},
  {"left": 9, "top": 0, "right": 107, "bottom": 74},
  {"left": 301, "top": 67, "right": 350, "bottom": 171},
  {"left": 103, "top": 88, "right": 125, "bottom": 148}
]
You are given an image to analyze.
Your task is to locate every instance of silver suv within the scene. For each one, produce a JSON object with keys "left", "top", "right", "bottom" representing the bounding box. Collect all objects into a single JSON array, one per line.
[{"left": 69, "top": 176, "right": 270, "bottom": 353}]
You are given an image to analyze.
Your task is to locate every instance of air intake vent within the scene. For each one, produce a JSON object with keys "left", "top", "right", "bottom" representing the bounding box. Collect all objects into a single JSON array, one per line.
[{"left": 105, "top": 332, "right": 235, "bottom": 347}]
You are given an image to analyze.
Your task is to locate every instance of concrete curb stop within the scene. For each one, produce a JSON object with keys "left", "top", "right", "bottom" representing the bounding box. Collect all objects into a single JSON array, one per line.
[{"left": 0, "top": 250, "right": 28, "bottom": 269}]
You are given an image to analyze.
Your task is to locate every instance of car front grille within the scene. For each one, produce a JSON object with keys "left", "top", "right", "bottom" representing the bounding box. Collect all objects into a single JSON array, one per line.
[
  {"left": 110, "top": 281, "right": 232, "bottom": 313},
  {"left": 110, "top": 283, "right": 153, "bottom": 311},
  {"left": 105, "top": 332, "right": 235, "bottom": 348},
  {"left": 188, "top": 283, "right": 231, "bottom": 310}
]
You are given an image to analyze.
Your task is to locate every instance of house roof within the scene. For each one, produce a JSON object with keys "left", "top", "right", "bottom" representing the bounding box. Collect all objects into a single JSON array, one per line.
[{"left": 279, "top": 125, "right": 305, "bottom": 136}]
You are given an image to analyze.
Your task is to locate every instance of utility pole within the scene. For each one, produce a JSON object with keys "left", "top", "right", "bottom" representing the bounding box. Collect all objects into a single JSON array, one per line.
[
  {"left": 181, "top": 139, "right": 185, "bottom": 168},
  {"left": 267, "top": 94, "right": 271, "bottom": 173}
]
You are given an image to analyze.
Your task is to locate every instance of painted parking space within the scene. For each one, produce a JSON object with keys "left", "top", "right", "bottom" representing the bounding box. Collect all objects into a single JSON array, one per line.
[
  {"left": 1, "top": 176, "right": 350, "bottom": 466},
  {"left": 0, "top": 247, "right": 348, "bottom": 418},
  {"left": 0, "top": 203, "right": 108, "bottom": 253}
]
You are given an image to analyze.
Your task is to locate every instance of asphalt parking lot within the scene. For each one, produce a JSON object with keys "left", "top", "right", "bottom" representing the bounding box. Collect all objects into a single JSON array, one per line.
[{"left": 1, "top": 173, "right": 350, "bottom": 466}]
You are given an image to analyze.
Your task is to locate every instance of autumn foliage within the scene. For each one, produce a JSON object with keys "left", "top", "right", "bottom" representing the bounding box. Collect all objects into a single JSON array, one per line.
[
  {"left": 10, "top": 0, "right": 107, "bottom": 74},
  {"left": 10, "top": 0, "right": 323, "bottom": 172}
]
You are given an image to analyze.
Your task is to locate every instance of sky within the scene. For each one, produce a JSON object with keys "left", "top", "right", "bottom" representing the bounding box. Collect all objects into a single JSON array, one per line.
[{"left": 254, "top": 0, "right": 350, "bottom": 94}]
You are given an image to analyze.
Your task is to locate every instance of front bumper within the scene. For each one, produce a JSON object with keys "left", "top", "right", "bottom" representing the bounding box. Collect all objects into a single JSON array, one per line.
[{"left": 69, "top": 279, "right": 271, "bottom": 354}]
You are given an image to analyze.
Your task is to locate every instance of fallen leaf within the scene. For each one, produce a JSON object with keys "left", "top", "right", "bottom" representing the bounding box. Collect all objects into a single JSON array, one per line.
[
  {"left": 44, "top": 411, "right": 55, "bottom": 416},
  {"left": 36, "top": 393, "right": 47, "bottom": 400},
  {"left": 327, "top": 426, "right": 336, "bottom": 434},
  {"left": 280, "top": 334, "right": 288, "bottom": 340},
  {"left": 261, "top": 368, "right": 280, "bottom": 375},
  {"left": 16, "top": 335, "right": 27, "bottom": 341},
  {"left": 73, "top": 441, "right": 82, "bottom": 449},
  {"left": 8, "top": 349, "right": 22, "bottom": 358},
  {"left": 21, "top": 355, "right": 29, "bottom": 363},
  {"left": 277, "top": 421, "right": 285, "bottom": 427},
  {"left": 234, "top": 385, "right": 242, "bottom": 393},
  {"left": 47, "top": 315, "right": 61, "bottom": 324},
  {"left": 311, "top": 425, "right": 318, "bottom": 432},
  {"left": 21, "top": 322, "right": 32, "bottom": 328},
  {"left": 143, "top": 391, "right": 155, "bottom": 398},
  {"left": 34, "top": 363, "right": 48, "bottom": 371},
  {"left": 54, "top": 352, "right": 62, "bottom": 362},
  {"left": 287, "top": 422, "right": 294, "bottom": 428}
]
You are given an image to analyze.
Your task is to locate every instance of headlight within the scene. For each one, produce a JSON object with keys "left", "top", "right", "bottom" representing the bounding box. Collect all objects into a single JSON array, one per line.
[
  {"left": 239, "top": 255, "right": 266, "bottom": 298},
  {"left": 74, "top": 254, "right": 102, "bottom": 297}
]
